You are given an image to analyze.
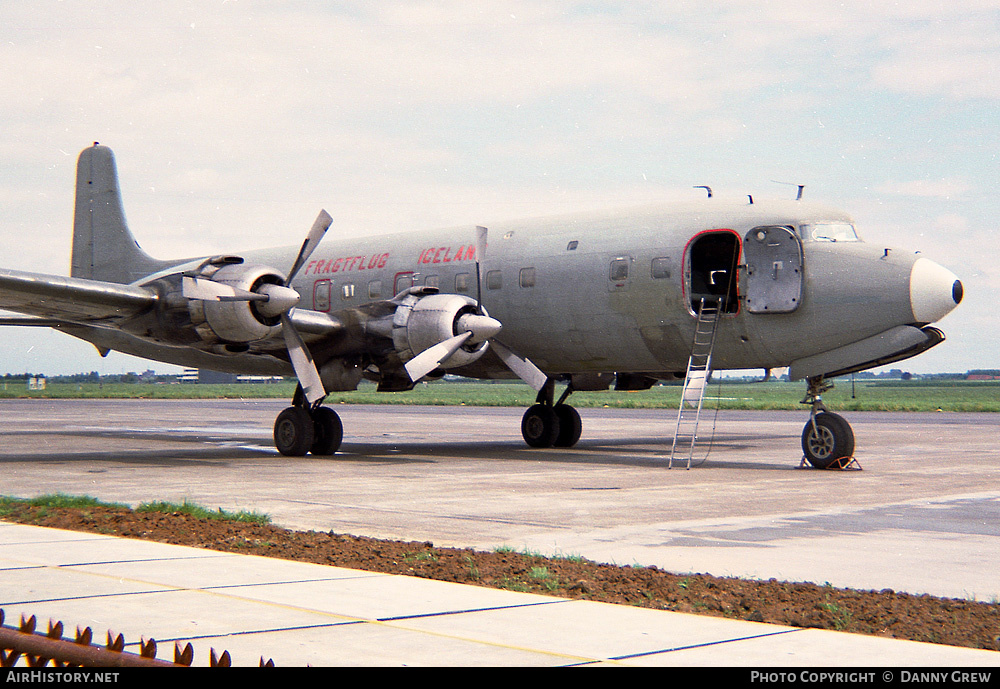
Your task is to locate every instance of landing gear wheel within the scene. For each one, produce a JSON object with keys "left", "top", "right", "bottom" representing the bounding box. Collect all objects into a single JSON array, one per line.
[
  {"left": 311, "top": 407, "right": 343, "bottom": 455},
  {"left": 274, "top": 407, "right": 315, "bottom": 457},
  {"left": 553, "top": 405, "right": 582, "bottom": 448},
  {"left": 521, "top": 404, "right": 560, "bottom": 448},
  {"left": 801, "top": 412, "right": 855, "bottom": 469}
]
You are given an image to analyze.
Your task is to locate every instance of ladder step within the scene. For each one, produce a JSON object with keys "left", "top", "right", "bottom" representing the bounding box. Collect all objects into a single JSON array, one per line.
[{"left": 669, "top": 298, "right": 721, "bottom": 466}]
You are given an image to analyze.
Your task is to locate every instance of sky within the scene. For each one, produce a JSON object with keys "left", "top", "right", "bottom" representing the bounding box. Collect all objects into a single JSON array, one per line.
[{"left": 0, "top": 1, "right": 997, "bottom": 376}]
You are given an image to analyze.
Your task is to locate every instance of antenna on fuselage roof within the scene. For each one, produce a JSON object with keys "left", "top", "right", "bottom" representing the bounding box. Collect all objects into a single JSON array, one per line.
[
  {"left": 693, "top": 185, "right": 712, "bottom": 198},
  {"left": 771, "top": 180, "right": 805, "bottom": 200}
]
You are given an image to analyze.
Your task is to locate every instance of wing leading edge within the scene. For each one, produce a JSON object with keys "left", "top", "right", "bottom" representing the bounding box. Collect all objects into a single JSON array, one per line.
[{"left": 0, "top": 268, "right": 157, "bottom": 324}]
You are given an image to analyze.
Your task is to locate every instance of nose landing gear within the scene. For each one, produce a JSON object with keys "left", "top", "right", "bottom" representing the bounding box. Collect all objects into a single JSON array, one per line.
[{"left": 800, "top": 376, "right": 858, "bottom": 470}]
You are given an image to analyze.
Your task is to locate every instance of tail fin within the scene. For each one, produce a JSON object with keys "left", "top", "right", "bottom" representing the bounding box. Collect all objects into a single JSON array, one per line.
[{"left": 71, "top": 143, "right": 171, "bottom": 283}]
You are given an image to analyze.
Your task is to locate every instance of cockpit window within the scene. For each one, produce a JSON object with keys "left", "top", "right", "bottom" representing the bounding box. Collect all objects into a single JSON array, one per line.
[{"left": 802, "top": 222, "right": 860, "bottom": 242}]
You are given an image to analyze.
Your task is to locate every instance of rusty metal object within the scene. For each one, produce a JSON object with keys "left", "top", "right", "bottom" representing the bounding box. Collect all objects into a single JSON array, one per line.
[{"left": 0, "top": 608, "right": 274, "bottom": 667}]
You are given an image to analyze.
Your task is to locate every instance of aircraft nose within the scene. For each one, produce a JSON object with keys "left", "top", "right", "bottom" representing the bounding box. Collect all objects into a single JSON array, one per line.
[{"left": 910, "top": 257, "right": 963, "bottom": 324}]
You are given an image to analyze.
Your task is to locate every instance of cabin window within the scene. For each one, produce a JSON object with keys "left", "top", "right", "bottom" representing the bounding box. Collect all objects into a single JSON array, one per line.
[
  {"left": 567, "top": 240, "right": 579, "bottom": 251},
  {"left": 341, "top": 284, "right": 355, "bottom": 300},
  {"left": 486, "top": 270, "right": 503, "bottom": 290},
  {"left": 609, "top": 258, "right": 629, "bottom": 281},
  {"left": 455, "top": 272, "right": 470, "bottom": 293},
  {"left": 368, "top": 280, "right": 382, "bottom": 299},
  {"left": 519, "top": 267, "right": 536, "bottom": 288},
  {"left": 313, "top": 280, "right": 331, "bottom": 312},
  {"left": 651, "top": 257, "right": 671, "bottom": 279},
  {"left": 425, "top": 275, "right": 439, "bottom": 289}
]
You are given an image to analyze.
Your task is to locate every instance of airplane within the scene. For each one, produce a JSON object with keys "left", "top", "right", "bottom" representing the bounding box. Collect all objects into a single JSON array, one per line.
[{"left": 0, "top": 143, "right": 963, "bottom": 468}]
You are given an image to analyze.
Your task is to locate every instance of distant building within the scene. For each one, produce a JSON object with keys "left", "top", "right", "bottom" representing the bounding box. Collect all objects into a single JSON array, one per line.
[
  {"left": 178, "top": 369, "right": 275, "bottom": 384},
  {"left": 198, "top": 369, "right": 239, "bottom": 384}
]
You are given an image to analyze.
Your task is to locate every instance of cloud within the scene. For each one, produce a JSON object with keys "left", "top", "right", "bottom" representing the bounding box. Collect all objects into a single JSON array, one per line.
[
  {"left": 876, "top": 178, "right": 971, "bottom": 199},
  {"left": 1, "top": 1, "right": 998, "bottom": 374}
]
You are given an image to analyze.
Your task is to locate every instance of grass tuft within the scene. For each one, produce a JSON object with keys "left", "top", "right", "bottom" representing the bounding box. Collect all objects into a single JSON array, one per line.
[
  {"left": 136, "top": 500, "right": 271, "bottom": 525},
  {"left": 0, "top": 493, "right": 128, "bottom": 517},
  {"left": 0, "top": 494, "right": 271, "bottom": 525}
]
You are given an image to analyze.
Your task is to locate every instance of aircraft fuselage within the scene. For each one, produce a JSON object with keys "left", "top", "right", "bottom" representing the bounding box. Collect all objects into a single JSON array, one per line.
[{"left": 195, "top": 199, "right": 942, "bottom": 380}]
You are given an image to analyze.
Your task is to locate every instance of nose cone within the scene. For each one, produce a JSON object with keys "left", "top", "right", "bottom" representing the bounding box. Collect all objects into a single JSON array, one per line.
[
  {"left": 255, "top": 283, "right": 301, "bottom": 318},
  {"left": 456, "top": 313, "right": 502, "bottom": 343},
  {"left": 910, "top": 258, "right": 963, "bottom": 324}
]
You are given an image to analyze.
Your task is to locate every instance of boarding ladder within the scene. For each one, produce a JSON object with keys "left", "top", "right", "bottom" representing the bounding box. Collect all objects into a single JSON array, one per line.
[{"left": 669, "top": 298, "right": 722, "bottom": 468}]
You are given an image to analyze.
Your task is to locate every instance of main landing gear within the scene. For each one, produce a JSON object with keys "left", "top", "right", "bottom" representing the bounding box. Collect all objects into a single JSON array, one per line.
[
  {"left": 274, "top": 386, "right": 343, "bottom": 457},
  {"left": 521, "top": 379, "right": 582, "bottom": 448},
  {"left": 800, "top": 376, "right": 856, "bottom": 469}
]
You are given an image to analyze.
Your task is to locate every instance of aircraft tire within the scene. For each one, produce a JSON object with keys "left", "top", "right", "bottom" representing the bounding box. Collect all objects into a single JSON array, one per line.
[
  {"left": 310, "top": 407, "right": 344, "bottom": 456},
  {"left": 553, "top": 405, "right": 582, "bottom": 447},
  {"left": 522, "top": 404, "right": 560, "bottom": 448},
  {"left": 801, "top": 412, "right": 855, "bottom": 469},
  {"left": 274, "top": 407, "right": 315, "bottom": 457}
]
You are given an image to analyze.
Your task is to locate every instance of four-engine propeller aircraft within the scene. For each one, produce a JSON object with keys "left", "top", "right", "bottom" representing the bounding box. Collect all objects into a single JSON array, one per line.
[{"left": 0, "top": 144, "right": 963, "bottom": 466}]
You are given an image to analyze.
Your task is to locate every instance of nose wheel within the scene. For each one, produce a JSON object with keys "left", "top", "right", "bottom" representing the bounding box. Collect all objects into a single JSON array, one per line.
[
  {"left": 800, "top": 377, "right": 856, "bottom": 469},
  {"left": 801, "top": 411, "right": 855, "bottom": 468}
]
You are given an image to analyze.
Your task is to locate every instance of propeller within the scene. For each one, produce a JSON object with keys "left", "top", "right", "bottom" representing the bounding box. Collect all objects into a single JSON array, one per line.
[
  {"left": 184, "top": 210, "right": 333, "bottom": 404},
  {"left": 276, "top": 210, "right": 332, "bottom": 404},
  {"left": 403, "top": 224, "right": 548, "bottom": 392}
]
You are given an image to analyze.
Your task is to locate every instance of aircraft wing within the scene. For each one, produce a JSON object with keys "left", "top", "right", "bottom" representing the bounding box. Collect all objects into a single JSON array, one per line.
[{"left": 0, "top": 268, "right": 156, "bottom": 325}]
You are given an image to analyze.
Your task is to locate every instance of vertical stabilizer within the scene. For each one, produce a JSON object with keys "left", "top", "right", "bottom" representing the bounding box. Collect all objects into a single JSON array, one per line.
[{"left": 71, "top": 144, "right": 170, "bottom": 283}]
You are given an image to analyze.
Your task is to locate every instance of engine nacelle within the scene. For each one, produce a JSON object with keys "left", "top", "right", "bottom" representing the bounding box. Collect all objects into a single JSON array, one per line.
[
  {"left": 391, "top": 292, "right": 491, "bottom": 370},
  {"left": 190, "top": 263, "right": 288, "bottom": 344}
]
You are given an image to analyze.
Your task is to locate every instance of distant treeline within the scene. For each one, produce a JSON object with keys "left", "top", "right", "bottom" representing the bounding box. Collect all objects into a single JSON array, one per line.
[{"left": 1, "top": 372, "right": 178, "bottom": 384}]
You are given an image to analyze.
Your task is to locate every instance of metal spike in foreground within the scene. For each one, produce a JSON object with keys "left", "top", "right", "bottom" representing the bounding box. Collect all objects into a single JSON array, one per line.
[{"left": 0, "top": 608, "right": 274, "bottom": 667}]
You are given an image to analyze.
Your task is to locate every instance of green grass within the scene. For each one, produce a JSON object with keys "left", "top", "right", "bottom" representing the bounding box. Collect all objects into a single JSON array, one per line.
[
  {"left": 136, "top": 500, "right": 271, "bottom": 525},
  {"left": 1, "top": 379, "right": 998, "bottom": 412},
  {"left": 0, "top": 494, "right": 270, "bottom": 525},
  {"left": 0, "top": 493, "right": 128, "bottom": 517},
  {"left": 495, "top": 544, "right": 588, "bottom": 563}
]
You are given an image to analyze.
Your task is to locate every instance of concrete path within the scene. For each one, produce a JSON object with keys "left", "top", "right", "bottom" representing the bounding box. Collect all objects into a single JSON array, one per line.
[{"left": 2, "top": 522, "right": 997, "bottom": 667}]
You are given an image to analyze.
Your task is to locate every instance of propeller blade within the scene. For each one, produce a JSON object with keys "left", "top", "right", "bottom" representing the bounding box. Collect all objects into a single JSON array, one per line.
[
  {"left": 281, "top": 314, "right": 326, "bottom": 404},
  {"left": 475, "top": 225, "right": 488, "bottom": 262},
  {"left": 182, "top": 276, "right": 266, "bottom": 302},
  {"left": 490, "top": 340, "right": 548, "bottom": 392},
  {"left": 286, "top": 209, "right": 332, "bottom": 285},
  {"left": 404, "top": 331, "right": 473, "bottom": 383},
  {"left": 475, "top": 225, "right": 487, "bottom": 312}
]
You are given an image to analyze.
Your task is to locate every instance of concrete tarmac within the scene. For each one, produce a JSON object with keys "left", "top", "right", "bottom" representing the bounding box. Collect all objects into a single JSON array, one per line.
[{"left": 2, "top": 399, "right": 999, "bottom": 665}]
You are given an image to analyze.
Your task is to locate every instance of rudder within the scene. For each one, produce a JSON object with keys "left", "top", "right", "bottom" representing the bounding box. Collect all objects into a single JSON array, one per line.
[{"left": 71, "top": 143, "right": 170, "bottom": 283}]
